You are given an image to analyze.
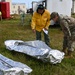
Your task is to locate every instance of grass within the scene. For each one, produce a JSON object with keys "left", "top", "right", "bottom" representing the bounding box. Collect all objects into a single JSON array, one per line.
[{"left": 0, "top": 14, "right": 75, "bottom": 75}]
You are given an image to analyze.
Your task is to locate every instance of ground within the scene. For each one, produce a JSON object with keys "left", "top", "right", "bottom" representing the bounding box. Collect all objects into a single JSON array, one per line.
[{"left": 0, "top": 14, "right": 75, "bottom": 75}]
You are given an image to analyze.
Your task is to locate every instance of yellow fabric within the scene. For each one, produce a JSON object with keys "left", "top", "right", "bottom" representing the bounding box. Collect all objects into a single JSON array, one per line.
[
  {"left": 31, "top": 9, "right": 50, "bottom": 32},
  {"left": 0, "top": 11, "right": 2, "bottom": 15}
]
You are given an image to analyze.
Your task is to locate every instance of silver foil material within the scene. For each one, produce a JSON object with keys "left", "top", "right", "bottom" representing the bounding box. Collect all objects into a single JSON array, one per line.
[
  {"left": 4, "top": 40, "right": 64, "bottom": 64},
  {"left": 0, "top": 54, "right": 32, "bottom": 75},
  {"left": 5, "top": 40, "right": 51, "bottom": 61}
]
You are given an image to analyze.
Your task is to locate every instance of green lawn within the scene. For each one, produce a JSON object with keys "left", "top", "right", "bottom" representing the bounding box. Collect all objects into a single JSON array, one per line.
[{"left": 0, "top": 14, "right": 75, "bottom": 75}]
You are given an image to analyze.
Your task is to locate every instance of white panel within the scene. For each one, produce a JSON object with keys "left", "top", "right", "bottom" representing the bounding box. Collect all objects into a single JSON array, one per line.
[
  {"left": 32, "top": 1, "right": 43, "bottom": 12},
  {"left": 74, "top": 1, "right": 75, "bottom": 13},
  {"left": 32, "top": 2, "right": 38, "bottom": 12},
  {"left": 47, "top": 0, "right": 72, "bottom": 16}
]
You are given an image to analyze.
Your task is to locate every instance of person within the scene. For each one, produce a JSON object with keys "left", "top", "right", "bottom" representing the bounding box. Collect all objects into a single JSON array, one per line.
[
  {"left": 0, "top": 11, "right": 2, "bottom": 21},
  {"left": 50, "top": 12, "right": 75, "bottom": 57},
  {"left": 31, "top": 4, "right": 50, "bottom": 46},
  {"left": 20, "top": 11, "right": 25, "bottom": 25}
]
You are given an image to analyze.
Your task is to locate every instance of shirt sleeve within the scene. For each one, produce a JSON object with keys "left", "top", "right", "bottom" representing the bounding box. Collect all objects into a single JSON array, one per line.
[
  {"left": 31, "top": 12, "right": 36, "bottom": 30},
  {"left": 60, "top": 19, "right": 71, "bottom": 37}
]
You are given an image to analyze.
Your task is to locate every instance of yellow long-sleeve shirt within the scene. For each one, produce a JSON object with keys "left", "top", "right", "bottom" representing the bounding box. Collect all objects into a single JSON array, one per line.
[{"left": 31, "top": 9, "right": 50, "bottom": 32}]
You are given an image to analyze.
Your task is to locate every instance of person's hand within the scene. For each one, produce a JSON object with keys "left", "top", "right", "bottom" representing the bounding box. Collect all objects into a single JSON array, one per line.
[
  {"left": 44, "top": 28, "right": 48, "bottom": 30},
  {"left": 32, "top": 29, "right": 36, "bottom": 33}
]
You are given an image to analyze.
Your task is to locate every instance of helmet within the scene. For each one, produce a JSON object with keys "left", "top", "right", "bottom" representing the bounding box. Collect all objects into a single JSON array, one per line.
[{"left": 37, "top": 4, "right": 44, "bottom": 10}]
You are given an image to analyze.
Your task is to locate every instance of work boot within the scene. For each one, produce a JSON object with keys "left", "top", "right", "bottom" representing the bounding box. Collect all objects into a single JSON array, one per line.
[
  {"left": 65, "top": 51, "right": 73, "bottom": 58},
  {"left": 67, "top": 51, "right": 73, "bottom": 58}
]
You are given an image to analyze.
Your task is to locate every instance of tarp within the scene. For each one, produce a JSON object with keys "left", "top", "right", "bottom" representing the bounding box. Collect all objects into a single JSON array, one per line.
[
  {"left": 0, "top": 54, "right": 32, "bottom": 75},
  {"left": 5, "top": 40, "right": 65, "bottom": 64}
]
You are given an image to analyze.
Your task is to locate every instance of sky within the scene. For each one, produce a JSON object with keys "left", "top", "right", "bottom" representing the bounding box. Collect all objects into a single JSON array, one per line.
[{"left": 12, "top": 0, "right": 40, "bottom": 8}]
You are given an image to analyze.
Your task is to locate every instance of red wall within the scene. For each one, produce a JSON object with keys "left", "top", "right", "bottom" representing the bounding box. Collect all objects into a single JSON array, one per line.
[
  {"left": 0, "top": 2, "right": 10, "bottom": 19},
  {"left": 0, "top": 2, "right": 1, "bottom": 11}
]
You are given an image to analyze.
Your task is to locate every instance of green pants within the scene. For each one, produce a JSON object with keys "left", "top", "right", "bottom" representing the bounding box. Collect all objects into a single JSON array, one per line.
[
  {"left": 36, "top": 30, "right": 50, "bottom": 47},
  {"left": 63, "top": 36, "right": 74, "bottom": 51}
]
